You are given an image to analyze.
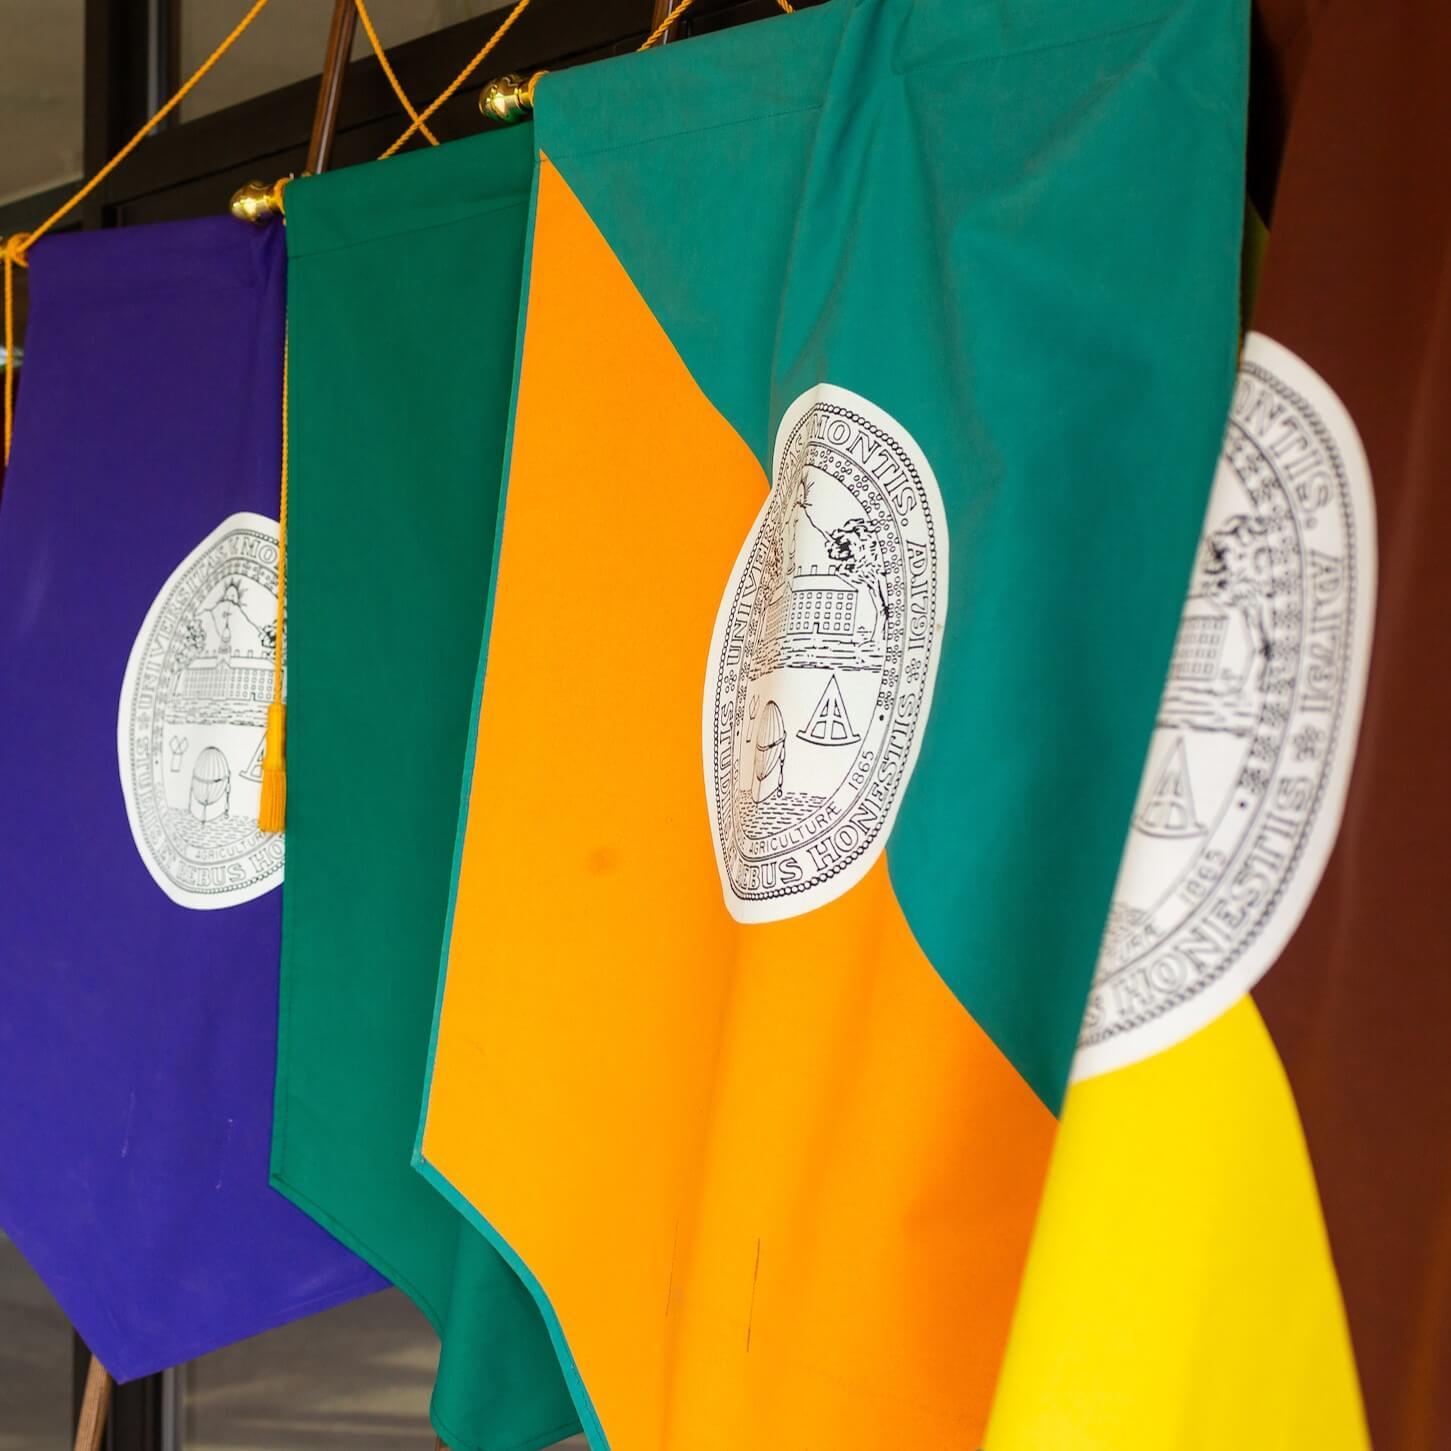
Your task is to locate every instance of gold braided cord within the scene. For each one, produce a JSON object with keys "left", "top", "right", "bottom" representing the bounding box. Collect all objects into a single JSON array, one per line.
[
  {"left": 3, "top": 0, "right": 274, "bottom": 466},
  {"left": 380, "top": 0, "right": 537, "bottom": 158},
  {"left": 511, "top": 0, "right": 790, "bottom": 113},
  {"left": 354, "top": 0, "right": 440, "bottom": 145},
  {"left": 3, "top": 233, "right": 24, "bottom": 465},
  {"left": 16, "top": 0, "right": 273, "bottom": 263},
  {"left": 639, "top": 0, "right": 789, "bottom": 54},
  {"left": 255, "top": 330, "right": 289, "bottom": 833},
  {"left": 273, "top": 334, "right": 289, "bottom": 716},
  {"left": 638, "top": 0, "right": 698, "bottom": 51}
]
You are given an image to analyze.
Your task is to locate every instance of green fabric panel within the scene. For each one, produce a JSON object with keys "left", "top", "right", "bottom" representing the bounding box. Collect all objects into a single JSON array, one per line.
[
  {"left": 540, "top": 0, "right": 1247, "bottom": 1109},
  {"left": 275, "top": 125, "right": 578, "bottom": 1451}
]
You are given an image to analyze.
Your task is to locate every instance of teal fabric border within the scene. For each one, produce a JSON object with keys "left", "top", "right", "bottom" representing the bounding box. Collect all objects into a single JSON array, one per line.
[{"left": 414, "top": 1154, "right": 609, "bottom": 1451}]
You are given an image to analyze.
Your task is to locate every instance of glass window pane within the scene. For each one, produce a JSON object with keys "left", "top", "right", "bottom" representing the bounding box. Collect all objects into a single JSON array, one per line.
[
  {"left": 181, "top": 1285, "right": 586, "bottom": 1449},
  {"left": 0, "top": 1233, "right": 73, "bottom": 1449},
  {"left": 183, "top": 1289, "right": 436, "bottom": 1449},
  {"left": 0, "top": 0, "right": 83, "bottom": 206},
  {"left": 351, "top": 0, "right": 514, "bottom": 50},
  {"left": 179, "top": 1, "right": 511, "bottom": 122}
]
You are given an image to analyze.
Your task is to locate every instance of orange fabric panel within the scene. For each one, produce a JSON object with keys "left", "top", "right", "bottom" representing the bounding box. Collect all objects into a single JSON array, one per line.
[{"left": 423, "top": 156, "right": 1054, "bottom": 1450}]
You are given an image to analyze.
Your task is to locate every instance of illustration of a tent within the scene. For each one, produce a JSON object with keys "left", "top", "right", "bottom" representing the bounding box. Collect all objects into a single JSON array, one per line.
[
  {"left": 1133, "top": 735, "right": 1204, "bottom": 839},
  {"left": 796, "top": 673, "right": 861, "bottom": 747},
  {"left": 240, "top": 733, "right": 265, "bottom": 783}
]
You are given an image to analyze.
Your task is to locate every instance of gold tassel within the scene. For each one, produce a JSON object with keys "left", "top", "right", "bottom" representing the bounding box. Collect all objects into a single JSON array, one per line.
[
  {"left": 257, "top": 701, "right": 287, "bottom": 833},
  {"left": 259, "top": 326, "right": 289, "bottom": 835}
]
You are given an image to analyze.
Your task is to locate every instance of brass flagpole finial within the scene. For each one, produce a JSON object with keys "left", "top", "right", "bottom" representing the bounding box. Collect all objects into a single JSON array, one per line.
[
  {"left": 230, "top": 180, "right": 281, "bottom": 224},
  {"left": 479, "top": 70, "right": 547, "bottom": 124},
  {"left": 230, "top": 176, "right": 296, "bottom": 225}
]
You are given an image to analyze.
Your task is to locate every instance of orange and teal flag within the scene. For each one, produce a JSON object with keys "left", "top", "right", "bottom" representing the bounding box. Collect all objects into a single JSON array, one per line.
[
  {"left": 987, "top": 2, "right": 1451, "bottom": 1446},
  {"left": 417, "top": 0, "right": 1247, "bottom": 1445}
]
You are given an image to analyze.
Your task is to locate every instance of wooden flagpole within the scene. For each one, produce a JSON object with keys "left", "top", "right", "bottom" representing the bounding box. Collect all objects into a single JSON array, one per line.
[
  {"left": 306, "top": 0, "right": 359, "bottom": 176},
  {"left": 71, "top": 1354, "right": 112, "bottom": 1451}
]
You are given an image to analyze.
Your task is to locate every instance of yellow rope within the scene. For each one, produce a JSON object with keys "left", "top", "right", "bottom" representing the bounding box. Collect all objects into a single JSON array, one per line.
[
  {"left": 354, "top": 0, "right": 440, "bottom": 146},
  {"left": 274, "top": 334, "right": 289, "bottom": 718},
  {"left": 257, "top": 331, "right": 289, "bottom": 832},
  {"left": 380, "top": 0, "right": 538, "bottom": 158},
  {"left": 2, "top": 0, "right": 272, "bottom": 468},
  {"left": 638, "top": 0, "right": 698, "bottom": 51},
  {"left": 639, "top": 0, "right": 787, "bottom": 53},
  {"left": 3, "top": 233, "right": 25, "bottom": 466},
  {"left": 20, "top": 0, "right": 273, "bottom": 262},
  {"left": 494, "top": 0, "right": 788, "bottom": 119}
]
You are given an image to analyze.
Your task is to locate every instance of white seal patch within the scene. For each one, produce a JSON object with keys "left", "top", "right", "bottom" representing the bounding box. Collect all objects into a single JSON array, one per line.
[
  {"left": 1074, "top": 333, "right": 1376, "bottom": 1079},
  {"left": 118, "top": 511, "right": 285, "bottom": 909},
  {"left": 704, "top": 383, "right": 948, "bottom": 923}
]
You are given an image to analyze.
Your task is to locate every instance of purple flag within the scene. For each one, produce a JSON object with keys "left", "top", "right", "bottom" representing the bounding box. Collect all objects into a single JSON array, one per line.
[{"left": 0, "top": 217, "right": 383, "bottom": 1381}]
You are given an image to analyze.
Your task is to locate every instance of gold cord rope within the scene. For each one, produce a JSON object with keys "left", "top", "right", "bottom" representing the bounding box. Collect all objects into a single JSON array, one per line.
[
  {"left": 274, "top": 336, "right": 289, "bottom": 723},
  {"left": 640, "top": 0, "right": 791, "bottom": 52},
  {"left": 19, "top": 0, "right": 272, "bottom": 261},
  {"left": 638, "top": 0, "right": 698, "bottom": 51},
  {"left": 3, "top": 233, "right": 21, "bottom": 466},
  {"left": 380, "top": 0, "right": 538, "bottom": 158},
  {"left": 2, "top": 0, "right": 274, "bottom": 466},
  {"left": 257, "top": 331, "right": 288, "bottom": 832},
  {"left": 354, "top": 0, "right": 440, "bottom": 146}
]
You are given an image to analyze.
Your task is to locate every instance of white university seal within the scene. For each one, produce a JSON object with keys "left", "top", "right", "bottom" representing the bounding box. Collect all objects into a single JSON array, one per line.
[
  {"left": 1074, "top": 334, "right": 1376, "bottom": 1078},
  {"left": 704, "top": 383, "right": 948, "bottom": 923},
  {"left": 118, "top": 511, "right": 285, "bottom": 909}
]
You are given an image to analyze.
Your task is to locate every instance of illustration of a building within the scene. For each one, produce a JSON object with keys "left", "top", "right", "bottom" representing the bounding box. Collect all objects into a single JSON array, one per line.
[
  {"left": 1169, "top": 605, "right": 1230, "bottom": 684},
  {"left": 1166, "top": 593, "right": 1261, "bottom": 702},
  {"left": 765, "top": 565, "right": 859, "bottom": 642},
  {"left": 176, "top": 644, "right": 275, "bottom": 705}
]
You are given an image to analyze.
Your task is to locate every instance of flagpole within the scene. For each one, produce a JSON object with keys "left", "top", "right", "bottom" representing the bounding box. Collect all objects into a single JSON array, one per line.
[
  {"left": 71, "top": 1355, "right": 112, "bottom": 1451},
  {"left": 306, "top": 0, "right": 359, "bottom": 176}
]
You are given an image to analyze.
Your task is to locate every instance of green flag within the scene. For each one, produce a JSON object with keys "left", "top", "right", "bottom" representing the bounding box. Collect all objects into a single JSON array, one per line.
[{"left": 273, "top": 127, "right": 578, "bottom": 1451}]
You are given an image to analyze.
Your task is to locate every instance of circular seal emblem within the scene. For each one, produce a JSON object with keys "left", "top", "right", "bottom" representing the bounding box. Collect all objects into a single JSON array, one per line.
[
  {"left": 1074, "top": 334, "right": 1376, "bottom": 1078},
  {"left": 117, "top": 511, "right": 285, "bottom": 910},
  {"left": 704, "top": 383, "right": 948, "bottom": 923}
]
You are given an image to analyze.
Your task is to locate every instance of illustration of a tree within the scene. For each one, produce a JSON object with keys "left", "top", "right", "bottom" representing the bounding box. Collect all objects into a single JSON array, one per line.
[
  {"left": 789, "top": 472, "right": 887, "bottom": 642},
  {"left": 825, "top": 518, "right": 887, "bottom": 641},
  {"left": 177, "top": 613, "right": 208, "bottom": 663},
  {"left": 1202, "top": 513, "right": 1275, "bottom": 693}
]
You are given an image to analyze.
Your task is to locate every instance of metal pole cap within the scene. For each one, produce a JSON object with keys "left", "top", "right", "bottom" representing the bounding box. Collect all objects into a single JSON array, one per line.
[{"left": 480, "top": 71, "right": 547, "bottom": 124}]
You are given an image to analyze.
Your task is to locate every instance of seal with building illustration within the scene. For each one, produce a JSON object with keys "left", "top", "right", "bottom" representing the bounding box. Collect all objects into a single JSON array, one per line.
[
  {"left": 704, "top": 383, "right": 948, "bottom": 923},
  {"left": 117, "top": 511, "right": 285, "bottom": 909},
  {"left": 1074, "top": 333, "right": 1377, "bottom": 1078}
]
